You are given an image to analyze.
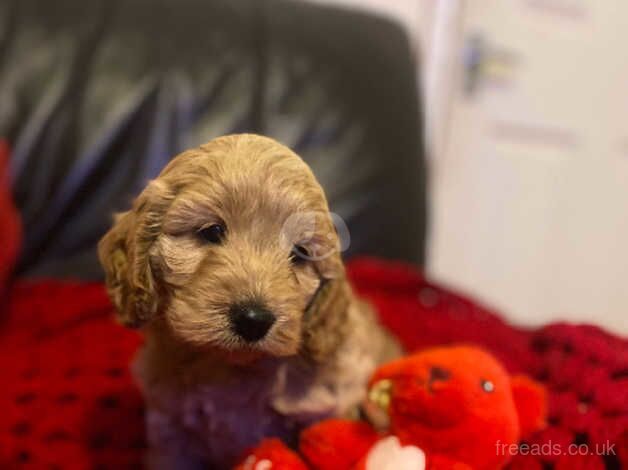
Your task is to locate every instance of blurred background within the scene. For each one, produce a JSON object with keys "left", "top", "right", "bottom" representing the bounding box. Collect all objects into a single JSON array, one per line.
[
  {"left": 339, "top": 0, "right": 628, "bottom": 336},
  {"left": 1, "top": 0, "right": 626, "bottom": 336}
]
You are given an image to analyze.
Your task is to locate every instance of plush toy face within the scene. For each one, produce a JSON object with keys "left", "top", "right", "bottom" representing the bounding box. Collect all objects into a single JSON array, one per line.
[
  {"left": 367, "top": 345, "right": 541, "bottom": 470},
  {"left": 369, "top": 346, "right": 515, "bottom": 429}
]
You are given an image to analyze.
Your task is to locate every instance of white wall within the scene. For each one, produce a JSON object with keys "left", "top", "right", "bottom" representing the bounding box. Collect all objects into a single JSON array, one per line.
[{"left": 429, "top": 0, "right": 628, "bottom": 335}]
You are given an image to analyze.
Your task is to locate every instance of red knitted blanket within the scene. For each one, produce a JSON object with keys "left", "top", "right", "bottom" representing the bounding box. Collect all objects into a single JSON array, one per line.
[{"left": 1, "top": 258, "right": 626, "bottom": 469}]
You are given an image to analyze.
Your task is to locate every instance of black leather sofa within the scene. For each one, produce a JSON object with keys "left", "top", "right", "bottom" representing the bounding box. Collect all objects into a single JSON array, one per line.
[{"left": 0, "top": 0, "right": 427, "bottom": 279}]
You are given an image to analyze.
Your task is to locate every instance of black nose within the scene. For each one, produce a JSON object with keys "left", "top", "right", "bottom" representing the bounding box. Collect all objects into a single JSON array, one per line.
[
  {"left": 229, "top": 303, "right": 276, "bottom": 342},
  {"left": 428, "top": 366, "right": 451, "bottom": 383}
]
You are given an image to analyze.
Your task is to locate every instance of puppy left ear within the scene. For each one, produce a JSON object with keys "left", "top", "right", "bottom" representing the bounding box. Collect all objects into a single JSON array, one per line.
[
  {"left": 300, "top": 250, "right": 351, "bottom": 362},
  {"left": 510, "top": 374, "right": 548, "bottom": 439}
]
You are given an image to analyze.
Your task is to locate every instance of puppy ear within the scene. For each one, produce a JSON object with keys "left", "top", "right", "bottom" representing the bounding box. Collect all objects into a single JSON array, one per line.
[
  {"left": 98, "top": 211, "right": 135, "bottom": 326},
  {"left": 300, "top": 251, "right": 351, "bottom": 362},
  {"left": 98, "top": 181, "right": 173, "bottom": 327}
]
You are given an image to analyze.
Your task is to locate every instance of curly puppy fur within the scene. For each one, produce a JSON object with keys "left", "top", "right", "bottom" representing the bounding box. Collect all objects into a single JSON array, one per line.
[{"left": 98, "top": 134, "right": 400, "bottom": 469}]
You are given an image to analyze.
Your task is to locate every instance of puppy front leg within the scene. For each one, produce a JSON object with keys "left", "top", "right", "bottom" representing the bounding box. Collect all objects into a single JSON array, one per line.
[
  {"left": 145, "top": 409, "right": 206, "bottom": 470},
  {"left": 146, "top": 448, "right": 206, "bottom": 470}
]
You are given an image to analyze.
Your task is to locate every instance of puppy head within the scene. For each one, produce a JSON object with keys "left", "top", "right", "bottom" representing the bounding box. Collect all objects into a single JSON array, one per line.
[{"left": 98, "top": 134, "right": 348, "bottom": 362}]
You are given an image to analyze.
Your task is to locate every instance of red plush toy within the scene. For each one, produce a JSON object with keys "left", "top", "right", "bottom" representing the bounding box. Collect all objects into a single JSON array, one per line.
[{"left": 235, "top": 345, "right": 547, "bottom": 470}]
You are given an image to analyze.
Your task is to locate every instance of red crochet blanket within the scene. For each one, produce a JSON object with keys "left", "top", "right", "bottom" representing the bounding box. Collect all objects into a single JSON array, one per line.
[
  {"left": 1, "top": 258, "right": 626, "bottom": 470},
  {"left": 0, "top": 139, "right": 21, "bottom": 294}
]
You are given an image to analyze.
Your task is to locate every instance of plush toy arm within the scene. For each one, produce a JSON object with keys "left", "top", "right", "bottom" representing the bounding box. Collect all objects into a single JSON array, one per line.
[
  {"left": 233, "top": 438, "right": 308, "bottom": 470},
  {"left": 300, "top": 419, "right": 380, "bottom": 470},
  {"left": 427, "top": 454, "right": 474, "bottom": 470},
  {"left": 510, "top": 375, "right": 548, "bottom": 439}
]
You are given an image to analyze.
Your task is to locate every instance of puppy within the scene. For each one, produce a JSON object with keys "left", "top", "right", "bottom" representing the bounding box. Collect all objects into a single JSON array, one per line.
[{"left": 98, "top": 134, "right": 400, "bottom": 469}]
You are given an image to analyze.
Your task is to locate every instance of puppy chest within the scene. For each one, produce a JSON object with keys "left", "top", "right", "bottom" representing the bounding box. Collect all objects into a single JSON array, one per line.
[{"left": 145, "top": 374, "right": 330, "bottom": 466}]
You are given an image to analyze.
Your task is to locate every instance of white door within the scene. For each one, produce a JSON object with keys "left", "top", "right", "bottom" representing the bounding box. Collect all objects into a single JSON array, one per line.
[{"left": 429, "top": 0, "right": 628, "bottom": 334}]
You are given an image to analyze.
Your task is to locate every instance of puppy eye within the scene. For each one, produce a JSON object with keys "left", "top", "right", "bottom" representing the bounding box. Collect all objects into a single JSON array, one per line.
[
  {"left": 290, "top": 244, "right": 310, "bottom": 264},
  {"left": 480, "top": 379, "right": 495, "bottom": 393},
  {"left": 198, "top": 223, "right": 226, "bottom": 244}
]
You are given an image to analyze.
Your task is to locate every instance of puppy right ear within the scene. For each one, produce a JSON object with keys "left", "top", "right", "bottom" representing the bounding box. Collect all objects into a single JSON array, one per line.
[
  {"left": 99, "top": 204, "right": 162, "bottom": 328},
  {"left": 99, "top": 180, "right": 176, "bottom": 327},
  {"left": 98, "top": 211, "right": 139, "bottom": 327}
]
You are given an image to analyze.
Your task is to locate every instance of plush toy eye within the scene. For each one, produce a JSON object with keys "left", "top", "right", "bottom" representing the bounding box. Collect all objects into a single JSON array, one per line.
[
  {"left": 290, "top": 244, "right": 310, "bottom": 264},
  {"left": 481, "top": 379, "right": 495, "bottom": 393},
  {"left": 198, "top": 223, "right": 226, "bottom": 244}
]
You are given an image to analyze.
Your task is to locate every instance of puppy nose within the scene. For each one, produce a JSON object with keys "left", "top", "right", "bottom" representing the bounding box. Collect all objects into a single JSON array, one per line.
[
  {"left": 428, "top": 366, "right": 451, "bottom": 383},
  {"left": 229, "top": 303, "right": 276, "bottom": 342}
]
